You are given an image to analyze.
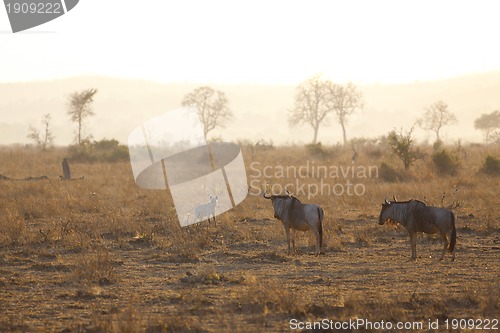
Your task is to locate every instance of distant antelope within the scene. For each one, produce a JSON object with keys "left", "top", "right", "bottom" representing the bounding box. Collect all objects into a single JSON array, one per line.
[{"left": 194, "top": 195, "right": 219, "bottom": 225}]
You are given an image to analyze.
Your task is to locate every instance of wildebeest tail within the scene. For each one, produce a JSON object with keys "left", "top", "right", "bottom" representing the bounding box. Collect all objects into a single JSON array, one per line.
[
  {"left": 317, "top": 207, "right": 323, "bottom": 249},
  {"left": 449, "top": 211, "right": 456, "bottom": 253}
]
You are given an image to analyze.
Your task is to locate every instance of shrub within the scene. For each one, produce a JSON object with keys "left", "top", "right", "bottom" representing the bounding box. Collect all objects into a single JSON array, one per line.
[
  {"left": 480, "top": 155, "right": 500, "bottom": 176},
  {"left": 387, "top": 127, "right": 425, "bottom": 170},
  {"left": 254, "top": 139, "right": 275, "bottom": 150},
  {"left": 379, "top": 162, "right": 403, "bottom": 182},
  {"left": 366, "top": 147, "right": 383, "bottom": 160},
  {"left": 432, "top": 149, "right": 460, "bottom": 176},
  {"left": 68, "top": 138, "right": 129, "bottom": 163},
  {"left": 432, "top": 139, "right": 444, "bottom": 151},
  {"left": 304, "top": 142, "right": 343, "bottom": 159},
  {"left": 305, "top": 142, "right": 327, "bottom": 158}
]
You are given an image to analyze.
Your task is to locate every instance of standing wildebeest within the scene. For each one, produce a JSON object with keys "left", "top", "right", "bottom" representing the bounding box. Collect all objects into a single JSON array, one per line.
[
  {"left": 194, "top": 195, "right": 219, "bottom": 224},
  {"left": 378, "top": 197, "right": 456, "bottom": 261},
  {"left": 263, "top": 191, "right": 324, "bottom": 256}
]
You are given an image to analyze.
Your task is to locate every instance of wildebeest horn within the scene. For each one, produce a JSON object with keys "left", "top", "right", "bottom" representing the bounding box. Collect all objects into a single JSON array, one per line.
[
  {"left": 393, "top": 195, "right": 398, "bottom": 202},
  {"left": 285, "top": 188, "right": 291, "bottom": 196},
  {"left": 263, "top": 191, "right": 272, "bottom": 199},
  {"left": 384, "top": 196, "right": 390, "bottom": 205}
]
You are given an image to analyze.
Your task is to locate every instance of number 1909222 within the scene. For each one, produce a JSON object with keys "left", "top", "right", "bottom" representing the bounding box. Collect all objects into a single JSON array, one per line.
[
  {"left": 6, "top": 2, "right": 62, "bottom": 14},
  {"left": 444, "top": 318, "right": 498, "bottom": 330}
]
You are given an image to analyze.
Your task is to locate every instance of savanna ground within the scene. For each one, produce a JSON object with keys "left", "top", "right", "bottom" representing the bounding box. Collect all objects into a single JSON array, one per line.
[{"left": 0, "top": 142, "right": 498, "bottom": 332}]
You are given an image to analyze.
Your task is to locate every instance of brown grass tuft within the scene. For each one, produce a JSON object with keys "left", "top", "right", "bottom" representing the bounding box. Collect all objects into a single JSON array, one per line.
[{"left": 72, "top": 248, "right": 116, "bottom": 285}]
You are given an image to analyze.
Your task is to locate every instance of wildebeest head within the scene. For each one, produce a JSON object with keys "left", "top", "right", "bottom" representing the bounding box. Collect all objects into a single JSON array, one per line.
[
  {"left": 263, "top": 191, "right": 295, "bottom": 220},
  {"left": 379, "top": 196, "right": 393, "bottom": 225}
]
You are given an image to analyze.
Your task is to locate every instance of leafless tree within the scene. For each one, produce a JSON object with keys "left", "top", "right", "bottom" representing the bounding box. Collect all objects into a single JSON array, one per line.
[
  {"left": 329, "top": 82, "right": 364, "bottom": 145},
  {"left": 181, "top": 86, "right": 233, "bottom": 140},
  {"left": 289, "top": 75, "right": 334, "bottom": 144},
  {"left": 27, "top": 113, "right": 54, "bottom": 150},
  {"left": 289, "top": 75, "right": 363, "bottom": 144},
  {"left": 474, "top": 110, "right": 500, "bottom": 144},
  {"left": 418, "top": 100, "right": 457, "bottom": 143},
  {"left": 67, "top": 88, "right": 97, "bottom": 145}
]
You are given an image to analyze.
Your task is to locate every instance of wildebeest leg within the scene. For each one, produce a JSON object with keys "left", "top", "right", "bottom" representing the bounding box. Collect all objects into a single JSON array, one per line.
[
  {"left": 449, "top": 215, "right": 456, "bottom": 262},
  {"left": 409, "top": 232, "right": 417, "bottom": 260},
  {"left": 450, "top": 230, "right": 456, "bottom": 262},
  {"left": 439, "top": 232, "right": 449, "bottom": 261},
  {"left": 309, "top": 226, "right": 321, "bottom": 256},
  {"left": 284, "top": 226, "right": 291, "bottom": 255},
  {"left": 315, "top": 234, "right": 320, "bottom": 257},
  {"left": 291, "top": 229, "right": 297, "bottom": 254}
]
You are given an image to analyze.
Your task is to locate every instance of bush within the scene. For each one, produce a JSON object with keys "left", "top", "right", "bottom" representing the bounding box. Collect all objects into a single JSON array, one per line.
[
  {"left": 305, "top": 142, "right": 328, "bottom": 158},
  {"left": 480, "top": 155, "right": 500, "bottom": 176},
  {"left": 432, "top": 149, "right": 460, "bottom": 176},
  {"left": 387, "top": 127, "right": 425, "bottom": 170},
  {"left": 432, "top": 139, "right": 444, "bottom": 151},
  {"left": 304, "top": 142, "right": 344, "bottom": 160},
  {"left": 254, "top": 139, "right": 275, "bottom": 151},
  {"left": 379, "top": 162, "right": 403, "bottom": 182},
  {"left": 68, "top": 139, "right": 129, "bottom": 163},
  {"left": 366, "top": 147, "right": 383, "bottom": 160}
]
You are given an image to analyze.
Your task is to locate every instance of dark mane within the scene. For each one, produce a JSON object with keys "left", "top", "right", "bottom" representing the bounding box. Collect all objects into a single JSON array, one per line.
[
  {"left": 392, "top": 199, "right": 426, "bottom": 206},
  {"left": 273, "top": 195, "right": 302, "bottom": 203}
]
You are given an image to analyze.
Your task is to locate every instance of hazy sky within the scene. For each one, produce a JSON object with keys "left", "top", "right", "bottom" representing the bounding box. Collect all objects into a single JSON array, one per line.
[{"left": 1, "top": 0, "right": 500, "bottom": 85}]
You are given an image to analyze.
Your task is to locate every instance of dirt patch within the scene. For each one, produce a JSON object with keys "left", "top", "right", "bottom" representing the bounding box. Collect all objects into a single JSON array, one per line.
[{"left": 1, "top": 223, "right": 498, "bottom": 332}]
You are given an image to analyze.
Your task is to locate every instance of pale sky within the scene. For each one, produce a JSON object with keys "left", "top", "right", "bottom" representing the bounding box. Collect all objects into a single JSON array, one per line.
[{"left": 1, "top": 0, "right": 500, "bottom": 85}]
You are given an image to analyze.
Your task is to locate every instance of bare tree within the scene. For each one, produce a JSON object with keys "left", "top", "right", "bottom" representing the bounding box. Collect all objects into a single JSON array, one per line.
[
  {"left": 289, "top": 76, "right": 363, "bottom": 144},
  {"left": 67, "top": 88, "right": 97, "bottom": 145},
  {"left": 289, "top": 75, "right": 334, "bottom": 144},
  {"left": 329, "top": 82, "right": 364, "bottom": 145},
  {"left": 181, "top": 86, "right": 232, "bottom": 140},
  {"left": 418, "top": 100, "right": 457, "bottom": 143},
  {"left": 27, "top": 126, "right": 41, "bottom": 147},
  {"left": 27, "top": 113, "right": 54, "bottom": 150},
  {"left": 474, "top": 110, "right": 500, "bottom": 144}
]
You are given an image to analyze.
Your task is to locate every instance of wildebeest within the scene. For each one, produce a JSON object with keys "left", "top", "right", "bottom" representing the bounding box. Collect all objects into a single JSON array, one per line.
[
  {"left": 378, "top": 197, "right": 456, "bottom": 261},
  {"left": 263, "top": 191, "right": 324, "bottom": 256},
  {"left": 194, "top": 195, "right": 219, "bottom": 224}
]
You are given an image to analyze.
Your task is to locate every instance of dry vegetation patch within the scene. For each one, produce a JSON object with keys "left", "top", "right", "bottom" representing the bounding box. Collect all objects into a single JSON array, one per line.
[{"left": 0, "top": 145, "right": 498, "bottom": 332}]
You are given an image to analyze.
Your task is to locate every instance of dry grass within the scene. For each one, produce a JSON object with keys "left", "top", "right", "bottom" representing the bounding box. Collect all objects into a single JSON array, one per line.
[{"left": 0, "top": 143, "right": 499, "bottom": 332}]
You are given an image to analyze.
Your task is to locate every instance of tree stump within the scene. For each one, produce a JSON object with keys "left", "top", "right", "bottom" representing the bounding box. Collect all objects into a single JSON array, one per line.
[{"left": 62, "top": 158, "right": 71, "bottom": 180}]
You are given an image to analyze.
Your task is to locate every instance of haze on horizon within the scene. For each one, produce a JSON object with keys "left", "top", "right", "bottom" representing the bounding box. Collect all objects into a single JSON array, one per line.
[
  {"left": 1, "top": 1, "right": 500, "bottom": 85},
  {"left": 1, "top": 1, "right": 500, "bottom": 146}
]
